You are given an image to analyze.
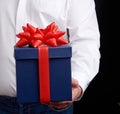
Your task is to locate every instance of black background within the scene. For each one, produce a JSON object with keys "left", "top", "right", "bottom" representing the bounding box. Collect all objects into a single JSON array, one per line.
[{"left": 74, "top": 0, "right": 120, "bottom": 113}]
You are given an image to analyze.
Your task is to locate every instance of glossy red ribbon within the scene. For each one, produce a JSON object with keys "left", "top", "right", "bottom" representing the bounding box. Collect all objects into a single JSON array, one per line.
[
  {"left": 16, "top": 22, "right": 68, "bottom": 103},
  {"left": 38, "top": 46, "right": 50, "bottom": 103},
  {"left": 16, "top": 22, "right": 68, "bottom": 47}
]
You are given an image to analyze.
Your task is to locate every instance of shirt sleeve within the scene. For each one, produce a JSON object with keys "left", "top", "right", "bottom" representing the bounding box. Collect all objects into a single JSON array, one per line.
[{"left": 67, "top": 0, "right": 101, "bottom": 93}]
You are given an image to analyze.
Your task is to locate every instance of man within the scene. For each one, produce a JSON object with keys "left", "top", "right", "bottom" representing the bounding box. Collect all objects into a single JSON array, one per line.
[{"left": 0, "top": 0, "right": 100, "bottom": 113}]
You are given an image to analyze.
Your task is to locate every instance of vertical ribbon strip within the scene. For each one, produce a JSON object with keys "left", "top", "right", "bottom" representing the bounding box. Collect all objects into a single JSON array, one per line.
[{"left": 38, "top": 46, "right": 50, "bottom": 103}]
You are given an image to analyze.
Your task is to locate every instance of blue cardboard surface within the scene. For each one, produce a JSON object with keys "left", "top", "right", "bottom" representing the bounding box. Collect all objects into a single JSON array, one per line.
[{"left": 14, "top": 45, "right": 72, "bottom": 103}]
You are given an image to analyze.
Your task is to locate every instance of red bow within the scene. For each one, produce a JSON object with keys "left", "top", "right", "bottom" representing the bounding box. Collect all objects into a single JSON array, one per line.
[{"left": 16, "top": 22, "right": 68, "bottom": 47}]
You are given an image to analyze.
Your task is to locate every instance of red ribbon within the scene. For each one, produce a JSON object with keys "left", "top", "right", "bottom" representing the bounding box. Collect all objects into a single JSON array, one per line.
[
  {"left": 38, "top": 46, "right": 50, "bottom": 103},
  {"left": 16, "top": 22, "right": 68, "bottom": 47},
  {"left": 16, "top": 22, "right": 68, "bottom": 103}
]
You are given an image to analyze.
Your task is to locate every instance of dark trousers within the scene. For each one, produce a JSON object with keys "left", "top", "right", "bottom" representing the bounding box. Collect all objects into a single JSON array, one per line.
[{"left": 0, "top": 96, "right": 73, "bottom": 114}]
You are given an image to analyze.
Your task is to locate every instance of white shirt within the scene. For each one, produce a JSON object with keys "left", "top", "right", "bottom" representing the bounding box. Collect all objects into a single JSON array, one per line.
[{"left": 0, "top": 0, "right": 100, "bottom": 97}]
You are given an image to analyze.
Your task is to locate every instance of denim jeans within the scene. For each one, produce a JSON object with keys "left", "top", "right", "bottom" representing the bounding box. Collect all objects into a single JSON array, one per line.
[{"left": 0, "top": 96, "right": 73, "bottom": 114}]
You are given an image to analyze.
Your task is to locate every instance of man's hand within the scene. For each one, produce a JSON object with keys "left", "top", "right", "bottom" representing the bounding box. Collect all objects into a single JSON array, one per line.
[{"left": 42, "top": 78, "right": 82, "bottom": 109}]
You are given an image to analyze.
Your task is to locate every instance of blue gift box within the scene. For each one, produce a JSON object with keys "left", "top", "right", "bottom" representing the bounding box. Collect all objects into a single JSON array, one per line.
[{"left": 14, "top": 45, "right": 72, "bottom": 103}]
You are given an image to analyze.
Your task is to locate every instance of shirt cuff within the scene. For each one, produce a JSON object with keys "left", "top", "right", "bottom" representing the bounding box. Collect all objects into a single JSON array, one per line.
[{"left": 72, "top": 71, "right": 90, "bottom": 94}]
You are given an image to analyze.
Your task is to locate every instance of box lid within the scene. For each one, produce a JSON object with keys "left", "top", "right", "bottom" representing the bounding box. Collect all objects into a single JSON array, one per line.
[{"left": 14, "top": 45, "right": 72, "bottom": 60}]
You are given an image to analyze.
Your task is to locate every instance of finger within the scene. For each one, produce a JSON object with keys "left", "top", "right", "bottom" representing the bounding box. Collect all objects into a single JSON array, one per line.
[
  {"left": 51, "top": 104, "right": 70, "bottom": 109},
  {"left": 49, "top": 101, "right": 72, "bottom": 109},
  {"left": 72, "top": 86, "right": 82, "bottom": 101},
  {"left": 72, "top": 78, "right": 79, "bottom": 87},
  {"left": 43, "top": 101, "right": 72, "bottom": 106},
  {"left": 42, "top": 101, "right": 73, "bottom": 109},
  {"left": 50, "top": 101, "right": 72, "bottom": 105}
]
